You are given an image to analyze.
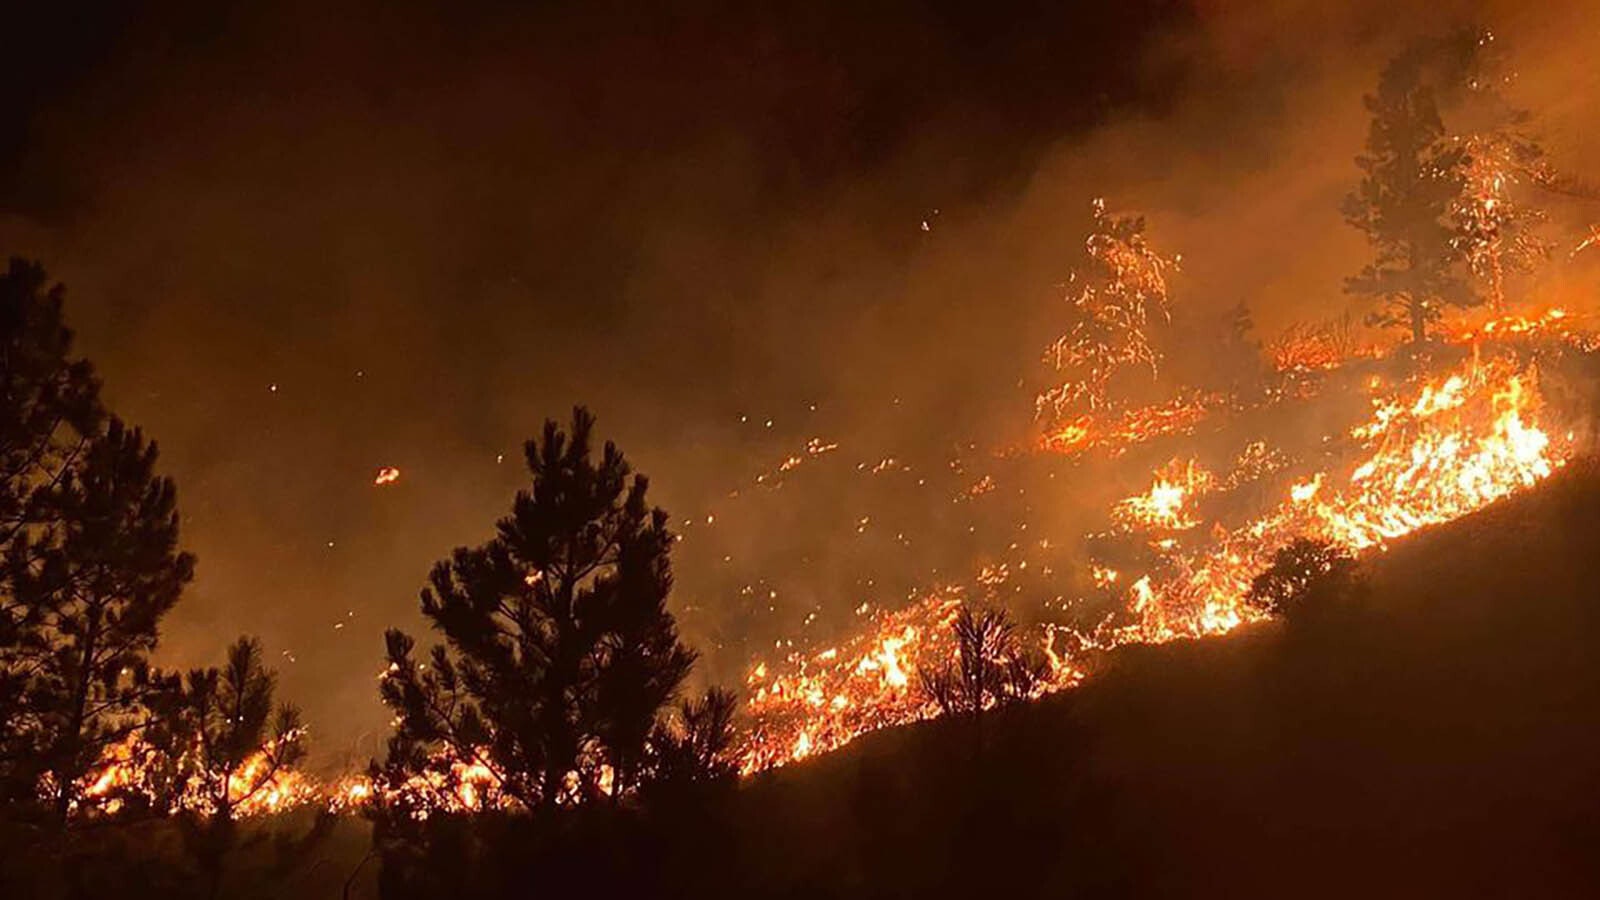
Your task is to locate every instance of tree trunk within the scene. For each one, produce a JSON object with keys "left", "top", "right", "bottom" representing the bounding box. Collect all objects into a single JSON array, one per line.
[{"left": 55, "top": 607, "right": 101, "bottom": 825}]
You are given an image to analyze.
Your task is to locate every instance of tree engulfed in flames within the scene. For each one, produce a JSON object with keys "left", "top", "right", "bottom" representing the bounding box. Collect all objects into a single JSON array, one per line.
[
  {"left": 1037, "top": 199, "right": 1178, "bottom": 423},
  {"left": 1449, "top": 133, "right": 1553, "bottom": 310}
]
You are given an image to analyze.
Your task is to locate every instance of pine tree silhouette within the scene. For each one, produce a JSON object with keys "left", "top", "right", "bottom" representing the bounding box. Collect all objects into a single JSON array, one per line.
[
  {"left": 1343, "top": 39, "right": 1476, "bottom": 343},
  {"left": 175, "top": 636, "right": 305, "bottom": 821},
  {"left": 31, "top": 419, "right": 194, "bottom": 822},
  {"left": 0, "top": 258, "right": 104, "bottom": 810},
  {"left": 376, "top": 407, "right": 721, "bottom": 811},
  {"left": 167, "top": 637, "right": 306, "bottom": 899},
  {"left": 0, "top": 259, "right": 193, "bottom": 824}
]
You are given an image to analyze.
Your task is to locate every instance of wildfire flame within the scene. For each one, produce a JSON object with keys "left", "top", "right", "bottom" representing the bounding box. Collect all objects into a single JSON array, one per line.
[
  {"left": 736, "top": 349, "right": 1571, "bottom": 772},
  {"left": 75, "top": 731, "right": 315, "bottom": 819},
  {"left": 1114, "top": 458, "right": 1215, "bottom": 531}
]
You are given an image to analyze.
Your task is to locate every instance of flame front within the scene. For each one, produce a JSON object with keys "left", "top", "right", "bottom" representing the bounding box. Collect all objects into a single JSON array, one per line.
[{"left": 736, "top": 348, "right": 1572, "bottom": 772}]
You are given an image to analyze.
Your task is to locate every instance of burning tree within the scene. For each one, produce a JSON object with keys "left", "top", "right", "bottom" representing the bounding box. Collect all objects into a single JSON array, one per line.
[
  {"left": 375, "top": 407, "right": 730, "bottom": 813},
  {"left": 1344, "top": 40, "right": 1475, "bottom": 344},
  {"left": 0, "top": 258, "right": 195, "bottom": 824},
  {"left": 1036, "top": 199, "right": 1178, "bottom": 430},
  {"left": 1440, "top": 29, "right": 1554, "bottom": 311}
]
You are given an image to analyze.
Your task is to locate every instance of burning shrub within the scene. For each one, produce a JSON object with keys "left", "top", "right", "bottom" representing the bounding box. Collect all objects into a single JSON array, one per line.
[{"left": 1245, "top": 538, "right": 1359, "bottom": 618}]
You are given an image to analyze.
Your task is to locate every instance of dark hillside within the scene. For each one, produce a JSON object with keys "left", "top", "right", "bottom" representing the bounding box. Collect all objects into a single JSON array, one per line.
[{"left": 723, "top": 459, "right": 1600, "bottom": 898}]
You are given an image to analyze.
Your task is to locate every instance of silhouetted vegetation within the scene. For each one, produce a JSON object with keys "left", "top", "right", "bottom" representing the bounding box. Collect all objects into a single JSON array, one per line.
[
  {"left": 1246, "top": 537, "right": 1360, "bottom": 617},
  {"left": 7, "top": 18, "right": 1600, "bottom": 898},
  {"left": 0, "top": 259, "right": 196, "bottom": 826},
  {"left": 163, "top": 637, "right": 310, "bottom": 898},
  {"left": 921, "top": 606, "right": 1050, "bottom": 716},
  {"left": 1344, "top": 38, "right": 1476, "bottom": 343},
  {"left": 371, "top": 407, "right": 733, "bottom": 813},
  {"left": 0, "top": 260, "right": 348, "bottom": 900},
  {"left": 1345, "top": 28, "right": 1564, "bottom": 340},
  {"left": 645, "top": 686, "right": 740, "bottom": 796}
]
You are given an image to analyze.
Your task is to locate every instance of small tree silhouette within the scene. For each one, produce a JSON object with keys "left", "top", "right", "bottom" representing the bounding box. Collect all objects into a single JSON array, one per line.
[
  {"left": 921, "top": 606, "right": 1048, "bottom": 716},
  {"left": 178, "top": 637, "right": 306, "bottom": 821},
  {"left": 168, "top": 636, "right": 306, "bottom": 899},
  {"left": 645, "top": 687, "right": 738, "bottom": 793},
  {"left": 1246, "top": 538, "right": 1359, "bottom": 618}
]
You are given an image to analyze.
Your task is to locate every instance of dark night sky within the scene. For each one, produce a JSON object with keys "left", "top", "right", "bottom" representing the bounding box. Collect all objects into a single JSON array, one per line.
[{"left": 3, "top": 0, "right": 1596, "bottom": 766}]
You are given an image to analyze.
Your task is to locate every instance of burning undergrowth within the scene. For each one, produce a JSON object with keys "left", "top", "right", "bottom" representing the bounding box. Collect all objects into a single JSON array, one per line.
[{"left": 731, "top": 323, "right": 1592, "bottom": 774}]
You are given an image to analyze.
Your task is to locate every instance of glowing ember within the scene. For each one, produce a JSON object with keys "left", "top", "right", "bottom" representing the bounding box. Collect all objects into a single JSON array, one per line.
[
  {"left": 374, "top": 466, "right": 402, "bottom": 485},
  {"left": 1573, "top": 225, "right": 1600, "bottom": 258}
]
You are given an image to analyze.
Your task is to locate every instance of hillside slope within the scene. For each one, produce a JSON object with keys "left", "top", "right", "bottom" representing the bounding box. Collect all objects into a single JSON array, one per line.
[
  {"left": 20, "top": 461, "right": 1596, "bottom": 899},
  {"left": 724, "top": 459, "right": 1600, "bottom": 898}
]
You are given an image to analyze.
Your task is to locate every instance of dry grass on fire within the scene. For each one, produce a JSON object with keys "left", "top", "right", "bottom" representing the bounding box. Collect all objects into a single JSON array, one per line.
[{"left": 721, "top": 457, "right": 1600, "bottom": 899}]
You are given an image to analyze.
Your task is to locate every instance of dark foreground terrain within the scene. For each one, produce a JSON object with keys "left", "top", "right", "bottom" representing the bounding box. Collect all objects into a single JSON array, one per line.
[
  {"left": 11, "top": 461, "right": 1600, "bottom": 899},
  {"left": 730, "top": 460, "right": 1600, "bottom": 898}
]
